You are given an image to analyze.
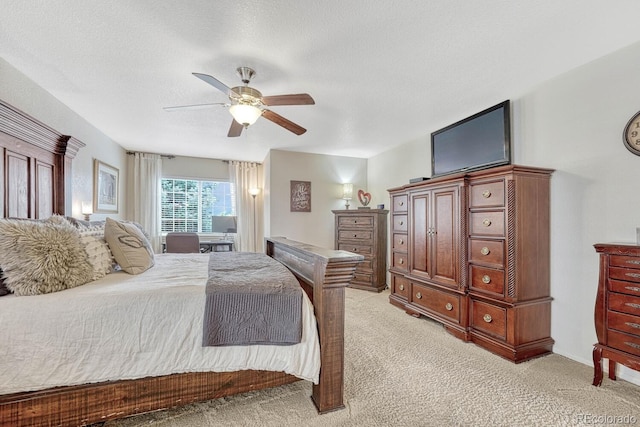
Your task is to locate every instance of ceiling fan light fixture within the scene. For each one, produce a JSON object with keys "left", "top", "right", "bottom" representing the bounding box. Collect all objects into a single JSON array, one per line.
[{"left": 229, "top": 104, "right": 262, "bottom": 127}]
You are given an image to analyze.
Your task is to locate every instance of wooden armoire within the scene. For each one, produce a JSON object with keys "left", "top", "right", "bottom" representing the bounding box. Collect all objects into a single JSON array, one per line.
[{"left": 388, "top": 165, "right": 554, "bottom": 362}]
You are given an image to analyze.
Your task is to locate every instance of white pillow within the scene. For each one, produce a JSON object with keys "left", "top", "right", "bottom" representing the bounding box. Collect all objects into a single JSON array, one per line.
[
  {"left": 104, "top": 217, "right": 155, "bottom": 274},
  {"left": 77, "top": 223, "right": 114, "bottom": 280}
]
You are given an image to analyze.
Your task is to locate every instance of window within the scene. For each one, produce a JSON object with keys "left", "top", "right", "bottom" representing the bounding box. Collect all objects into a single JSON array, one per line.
[{"left": 161, "top": 178, "right": 235, "bottom": 233}]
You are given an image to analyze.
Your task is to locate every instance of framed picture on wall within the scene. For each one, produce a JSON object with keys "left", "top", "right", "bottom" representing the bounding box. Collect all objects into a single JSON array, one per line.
[
  {"left": 93, "top": 159, "right": 119, "bottom": 213},
  {"left": 290, "top": 180, "right": 311, "bottom": 212}
]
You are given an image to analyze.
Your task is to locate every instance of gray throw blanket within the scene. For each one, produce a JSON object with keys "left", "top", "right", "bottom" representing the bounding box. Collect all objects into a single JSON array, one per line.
[{"left": 203, "top": 252, "right": 303, "bottom": 346}]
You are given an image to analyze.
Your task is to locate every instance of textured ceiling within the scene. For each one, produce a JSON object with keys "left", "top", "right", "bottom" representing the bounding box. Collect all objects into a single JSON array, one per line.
[{"left": 2, "top": 1, "right": 640, "bottom": 162}]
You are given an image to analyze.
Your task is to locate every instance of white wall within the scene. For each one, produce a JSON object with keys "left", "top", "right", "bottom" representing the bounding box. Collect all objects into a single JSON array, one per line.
[
  {"left": 266, "top": 149, "right": 367, "bottom": 249},
  {"left": 0, "top": 58, "right": 127, "bottom": 220},
  {"left": 368, "top": 41, "right": 640, "bottom": 384},
  {"left": 161, "top": 156, "right": 228, "bottom": 180}
]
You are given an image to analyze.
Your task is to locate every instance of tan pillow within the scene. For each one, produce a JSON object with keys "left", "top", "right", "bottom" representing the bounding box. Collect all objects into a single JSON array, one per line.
[{"left": 104, "top": 217, "right": 155, "bottom": 274}]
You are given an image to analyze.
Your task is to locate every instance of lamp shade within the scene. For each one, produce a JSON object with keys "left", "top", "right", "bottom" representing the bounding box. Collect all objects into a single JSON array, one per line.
[
  {"left": 248, "top": 187, "right": 261, "bottom": 196},
  {"left": 342, "top": 183, "right": 353, "bottom": 200},
  {"left": 81, "top": 201, "right": 93, "bottom": 215},
  {"left": 229, "top": 104, "right": 262, "bottom": 126}
]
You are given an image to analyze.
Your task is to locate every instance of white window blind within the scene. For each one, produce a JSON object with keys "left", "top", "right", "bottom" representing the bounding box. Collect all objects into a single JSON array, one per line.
[{"left": 161, "top": 178, "right": 235, "bottom": 233}]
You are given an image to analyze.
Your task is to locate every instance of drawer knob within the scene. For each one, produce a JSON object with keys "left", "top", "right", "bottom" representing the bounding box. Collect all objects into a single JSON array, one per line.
[
  {"left": 624, "top": 341, "right": 640, "bottom": 350},
  {"left": 626, "top": 272, "right": 640, "bottom": 279},
  {"left": 399, "top": 220, "right": 404, "bottom": 226},
  {"left": 482, "top": 275, "right": 491, "bottom": 284},
  {"left": 398, "top": 258, "right": 404, "bottom": 265},
  {"left": 445, "top": 302, "right": 453, "bottom": 311},
  {"left": 399, "top": 239, "right": 404, "bottom": 244},
  {"left": 399, "top": 201, "right": 404, "bottom": 206},
  {"left": 482, "top": 190, "right": 491, "bottom": 198},
  {"left": 354, "top": 220, "right": 357, "bottom": 224},
  {"left": 483, "top": 314, "right": 493, "bottom": 323},
  {"left": 354, "top": 234, "right": 358, "bottom": 237},
  {"left": 480, "top": 247, "right": 490, "bottom": 256},
  {"left": 624, "top": 321, "right": 640, "bottom": 330},
  {"left": 399, "top": 284, "right": 404, "bottom": 291},
  {"left": 625, "top": 302, "right": 640, "bottom": 309},
  {"left": 353, "top": 248, "right": 358, "bottom": 252},
  {"left": 626, "top": 259, "right": 640, "bottom": 265},
  {"left": 625, "top": 286, "right": 640, "bottom": 293},
  {"left": 482, "top": 219, "right": 492, "bottom": 227},
  {"left": 416, "top": 292, "right": 422, "bottom": 299}
]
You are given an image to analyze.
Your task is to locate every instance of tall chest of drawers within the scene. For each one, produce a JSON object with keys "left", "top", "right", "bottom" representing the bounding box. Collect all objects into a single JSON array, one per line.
[
  {"left": 388, "top": 165, "right": 554, "bottom": 362},
  {"left": 593, "top": 243, "right": 640, "bottom": 386},
  {"left": 333, "top": 209, "right": 388, "bottom": 292}
]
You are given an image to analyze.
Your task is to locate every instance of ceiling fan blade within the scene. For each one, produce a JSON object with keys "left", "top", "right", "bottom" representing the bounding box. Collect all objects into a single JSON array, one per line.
[
  {"left": 262, "top": 94, "right": 315, "bottom": 106},
  {"left": 192, "top": 72, "right": 239, "bottom": 97},
  {"left": 163, "top": 102, "right": 227, "bottom": 112},
  {"left": 262, "top": 109, "right": 307, "bottom": 135},
  {"left": 228, "top": 119, "right": 244, "bottom": 137}
]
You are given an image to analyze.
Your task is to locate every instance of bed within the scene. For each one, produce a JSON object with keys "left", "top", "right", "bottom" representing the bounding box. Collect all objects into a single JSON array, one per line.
[{"left": 0, "top": 99, "right": 363, "bottom": 426}]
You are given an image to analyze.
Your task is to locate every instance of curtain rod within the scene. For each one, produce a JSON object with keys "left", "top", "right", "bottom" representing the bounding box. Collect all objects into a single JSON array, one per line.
[{"left": 126, "top": 151, "right": 175, "bottom": 159}]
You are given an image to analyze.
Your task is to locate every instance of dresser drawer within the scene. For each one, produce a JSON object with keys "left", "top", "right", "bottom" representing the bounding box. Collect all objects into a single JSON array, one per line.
[
  {"left": 608, "top": 292, "right": 640, "bottom": 317},
  {"left": 610, "top": 255, "right": 640, "bottom": 270},
  {"left": 338, "top": 230, "right": 373, "bottom": 241},
  {"left": 609, "top": 279, "right": 640, "bottom": 297},
  {"left": 470, "top": 299, "right": 506, "bottom": 340},
  {"left": 357, "top": 259, "right": 372, "bottom": 272},
  {"left": 393, "top": 233, "right": 407, "bottom": 251},
  {"left": 469, "top": 180, "right": 505, "bottom": 208},
  {"left": 470, "top": 211, "right": 505, "bottom": 236},
  {"left": 391, "top": 275, "right": 410, "bottom": 299},
  {"left": 338, "top": 216, "right": 373, "bottom": 228},
  {"left": 338, "top": 243, "right": 372, "bottom": 256},
  {"left": 352, "top": 271, "right": 373, "bottom": 285},
  {"left": 607, "top": 311, "right": 640, "bottom": 336},
  {"left": 469, "top": 239, "right": 504, "bottom": 266},
  {"left": 470, "top": 265, "right": 505, "bottom": 296},
  {"left": 393, "top": 194, "right": 408, "bottom": 212},
  {"left": 607, "top": 329, "right": 640, "bottom": 357},
  {"left": 393, "top": 215, "right": 408, "bottom": 232},
  {"left": 410, "top": 283, "right": 460, "bottom": 323},
  {"left": 609, "top": 266, "right": 640, "bottom": 284},
  {"left": 392, "top": 252, "right": 408, "bottom": 271}
]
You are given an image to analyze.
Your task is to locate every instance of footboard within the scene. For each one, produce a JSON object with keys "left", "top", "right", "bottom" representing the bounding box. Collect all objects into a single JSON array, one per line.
[{"left": 266, "top": 236, "right": 364, "bottom": 413}]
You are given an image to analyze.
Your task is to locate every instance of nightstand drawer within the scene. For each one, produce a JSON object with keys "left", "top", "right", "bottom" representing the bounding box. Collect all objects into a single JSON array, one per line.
[
  {"left": 609, "top": 279, "right": 640, "bottom": 298},
  {"left": 470, "top": 299, "right": 506, "bottom": 340},
  {"left": 469, "top": 180, "right": 505, "bottom": 208},
  {"left": 470, "top": 211, "right": 505, "bottom": 237},
  {"left": 610, "top": 255, "right": 640, "bottom": 270},
  {"left": 469, "top": 239, "right": 504, "bottom": 267},
  {"left": 338, "top": 230, "right": 373, "bottom": 241},
  {"left": 470, "top": 265, "right": 505, "bottom": 296}
]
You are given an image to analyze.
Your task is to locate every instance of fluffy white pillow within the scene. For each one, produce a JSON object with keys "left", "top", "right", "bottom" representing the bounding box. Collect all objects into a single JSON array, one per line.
[
  {"left": 104, "top": 217, "right": 155, "bottom": 274},
  {"left": 0, "top": 217, "right": 94, "bottom": 295}
]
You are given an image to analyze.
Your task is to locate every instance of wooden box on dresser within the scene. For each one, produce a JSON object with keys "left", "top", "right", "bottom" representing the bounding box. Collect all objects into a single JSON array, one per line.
[
  {"left": 332, "top": 209, "right": 388, "bottom": 292},
  {"left": 388, "top": 165, "right": 554, "bottom": 362},
  {"left": 593, "top": 243, "right": 640, "bottom": 386}
]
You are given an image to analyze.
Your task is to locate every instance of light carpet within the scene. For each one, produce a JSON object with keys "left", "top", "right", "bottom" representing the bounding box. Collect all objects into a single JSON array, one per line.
[{"left": 106, "top": 289, "right": 640, "bottom": 426}]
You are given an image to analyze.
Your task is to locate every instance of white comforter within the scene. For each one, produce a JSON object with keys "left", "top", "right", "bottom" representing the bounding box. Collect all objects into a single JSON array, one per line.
[{"left": 0, "top": 253, "right": 320, "bottom": 395}]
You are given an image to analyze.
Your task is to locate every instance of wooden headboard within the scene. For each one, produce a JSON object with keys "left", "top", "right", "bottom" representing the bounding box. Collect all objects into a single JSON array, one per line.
[{"left": 0, "top": 99, "right": 84, "bottom": 218}]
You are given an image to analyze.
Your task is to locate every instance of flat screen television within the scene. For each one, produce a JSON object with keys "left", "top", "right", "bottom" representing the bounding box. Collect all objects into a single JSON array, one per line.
[{"left": 431, "top": 100, "right": 511, "bottom": 177}]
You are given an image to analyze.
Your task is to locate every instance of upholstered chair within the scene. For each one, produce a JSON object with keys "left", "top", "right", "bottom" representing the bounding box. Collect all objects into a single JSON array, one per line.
[{"left": 165, "top": 232, "right": 200, "bottom": 253}]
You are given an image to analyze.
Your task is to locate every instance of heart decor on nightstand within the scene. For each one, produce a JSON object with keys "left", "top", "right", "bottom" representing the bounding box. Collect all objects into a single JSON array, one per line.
[{"left": 357, "top": 189, "right": 371, "bottom": 207}]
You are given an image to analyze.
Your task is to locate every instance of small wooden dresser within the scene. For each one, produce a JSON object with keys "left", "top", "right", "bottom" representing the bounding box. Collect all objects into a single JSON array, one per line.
[
  {"left": 593, "top": 243, "right": 640, "bottom": 385},
  {"left": 332, "top": 209, "right": 388, "bottom": 292}
]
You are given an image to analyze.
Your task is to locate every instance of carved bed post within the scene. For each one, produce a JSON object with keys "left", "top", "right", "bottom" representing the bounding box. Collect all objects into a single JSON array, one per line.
[{"left": 265, "top": 237, "right": 363, "bottom": 413}]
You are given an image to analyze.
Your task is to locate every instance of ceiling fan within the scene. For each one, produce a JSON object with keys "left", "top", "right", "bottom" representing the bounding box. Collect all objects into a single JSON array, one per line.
[{"left": 164, "top": 67, "right": 315, "bottom": 137}]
